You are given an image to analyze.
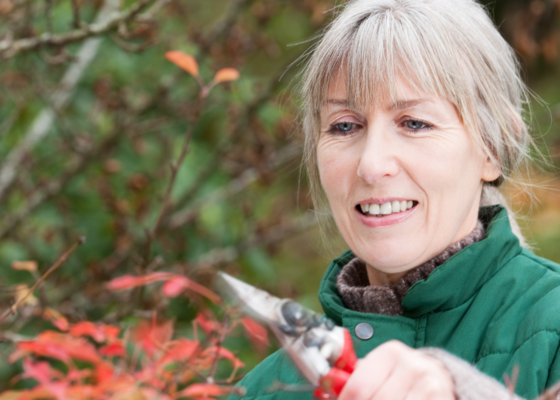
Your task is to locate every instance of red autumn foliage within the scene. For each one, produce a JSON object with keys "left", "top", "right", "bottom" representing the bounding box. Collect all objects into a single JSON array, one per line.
[
  {"left": 0, "top": 307, "right": 260, "bottom": 400},
  {"left": 106, "top": 272, "right": 221, "bottom": 304},
  {"left": 241, "top": 318, "right": 269, "bottom": 347},
  {"left": 0, "top": 50, "right": 262, "bottom": 400},
  {"left": 165, "top": 51, "right": 199, "bottom": 77},
  {"left": 69, "top": 321, "right": 120, "bottom": 343},
  {"left": 179, "top": 383, "right": 230, "bottom": 398},
  {"left": 213, "top": 68, "right": 240, "bottom": 84}
]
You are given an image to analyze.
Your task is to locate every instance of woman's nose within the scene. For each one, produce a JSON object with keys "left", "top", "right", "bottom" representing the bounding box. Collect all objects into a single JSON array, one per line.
[{"left": 356, "top": 128, "right": 400, "bottom": 185}]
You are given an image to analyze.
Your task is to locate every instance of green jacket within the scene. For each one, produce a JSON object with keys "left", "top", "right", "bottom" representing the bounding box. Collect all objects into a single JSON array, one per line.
[{"left": 231, "top": 206, "right": 560, "bottom": 399}]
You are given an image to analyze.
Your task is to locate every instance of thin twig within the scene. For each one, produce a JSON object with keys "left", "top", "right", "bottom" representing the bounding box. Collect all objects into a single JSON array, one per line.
[
  {"left": 138, "top": 0, "right": 172, "bottom": 21},
  {"left": 70, "top": 0, "right": 81, "bottom": 28},
  {"left": 0, "top": 0, "right": 153, "bottom": 58},
  {"left": 141, "top": 92, "right": 206, "bottom": 267},
  {"left": 201, "top": 0, "right": 253, "bottom": 51},
  {"left": 208, "top": 315, "right": 230, "bottom": 382},
  {"left": 0, "top": 126, "right": 122, "bottom": 240},
  {"left": 193, "top": 212, "right": 317, "bottom": 268},
  {"left": 0, "top": 0, "right": 120, "bottom": 202},
  {"left": 0, "top": 236, "right": 86, "bottom": 324},
  {"left": 537, "top": 379, "right": 560, "bottom": 400},
  {"left": 167, "top": 144, "right": 301, "bottom": 230},
  {"left": 45, "top": 0, "right": 53, "bottom": 34}
]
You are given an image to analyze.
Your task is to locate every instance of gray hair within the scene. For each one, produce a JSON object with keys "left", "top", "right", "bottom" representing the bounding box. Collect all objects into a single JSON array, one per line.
[{"left": 301, "top": 0, "right": 537, "bottom": 247}]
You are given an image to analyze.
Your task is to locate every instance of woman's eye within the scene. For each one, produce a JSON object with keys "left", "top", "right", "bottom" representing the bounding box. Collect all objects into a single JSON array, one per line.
[
  {"left": 402, "top": 119, "right": 433, "bottom": 132},
  {"left": 329, "top": 122, "right": 357, "bottom": 134},
  {"left": 406, "top": 120, "right": 425, "bottom": 130}
]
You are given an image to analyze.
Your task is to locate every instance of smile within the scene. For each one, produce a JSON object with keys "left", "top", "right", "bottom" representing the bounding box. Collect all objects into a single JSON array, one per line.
[{"left": 357, "top": 200, "right": 418, "bottom": 217}]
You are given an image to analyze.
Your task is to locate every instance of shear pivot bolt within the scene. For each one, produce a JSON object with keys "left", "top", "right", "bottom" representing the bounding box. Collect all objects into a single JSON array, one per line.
[{"left": 355, "top": 323, "right": 374, "bottom": 340}]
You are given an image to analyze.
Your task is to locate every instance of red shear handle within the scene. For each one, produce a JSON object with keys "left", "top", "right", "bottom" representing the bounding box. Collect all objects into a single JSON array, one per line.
[
  {"left": 314, "top": 368, "right": 351, "bottom": 399},
  {"left": 314, "top": 329, "right": 357, "bottom": 399},
  {"left": 334, "top": 329, "right": 357, "bottom": 373}
]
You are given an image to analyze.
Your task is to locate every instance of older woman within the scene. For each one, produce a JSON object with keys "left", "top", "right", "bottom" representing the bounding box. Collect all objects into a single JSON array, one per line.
[{"left": 230, "top": 0, "right": 560, "bottom": 399}]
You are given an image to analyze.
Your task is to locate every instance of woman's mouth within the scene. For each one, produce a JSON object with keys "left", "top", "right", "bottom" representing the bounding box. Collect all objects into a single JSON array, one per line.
[{"left": 356, "top": 200, "right": 418, "bottom": 217}]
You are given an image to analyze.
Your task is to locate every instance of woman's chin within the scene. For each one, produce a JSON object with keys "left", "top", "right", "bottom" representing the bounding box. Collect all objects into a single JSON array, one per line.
[{"left": 354, "top": 240, "right": 431, "bottom": 275}]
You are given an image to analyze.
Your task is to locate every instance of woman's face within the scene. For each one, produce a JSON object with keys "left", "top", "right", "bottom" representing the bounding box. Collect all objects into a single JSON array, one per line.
[{"left": 317, "top": 73, "right": 500, "bottom": 280}]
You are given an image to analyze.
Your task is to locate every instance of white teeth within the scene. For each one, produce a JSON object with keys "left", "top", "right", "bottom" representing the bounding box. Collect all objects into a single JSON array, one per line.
[
  {"left": 380, "top": 202, "right": 392, "bottom": 215},
  {"left": 361, "top": 200, "right": 416, "bottom": 216}
]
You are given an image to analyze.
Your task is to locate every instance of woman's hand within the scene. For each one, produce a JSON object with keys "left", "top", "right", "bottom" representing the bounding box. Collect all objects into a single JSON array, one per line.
[{"left": 338, "top": 341, "right": 456, "bottom": 400}]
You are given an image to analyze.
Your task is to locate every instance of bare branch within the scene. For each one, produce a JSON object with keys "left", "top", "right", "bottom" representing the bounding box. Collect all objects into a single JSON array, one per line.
[
  {"left": 208, "top": 315, "right": 230, "bottom": 381},
  {"left": 537, "top": 379, "right": 560, "bottom": 400},
  {"left": 138, "top": 0, "right": 173, "bottom": 21},
  {"left": 0, "top": 0, "right": 152, "bottom": 59},
  {"left": 167, "top": 144, "right": 301, "bottom": 230},
  {"left": 0, "top": 0, "right": 120, "bottom": 202},
  {"left": 141, "top": 92, "right": 206, "bottom": 267},
  {"left": 202, "top": 0, "right": 253, "bottom": 50},
  {"left": 45, "top": 0, "right": 53, "bottom": 34},
  {"left": 0, "top": 237, "right": 85, "bottom": 324},
  {"left": 0, "top": 127, "right": 122, "bottom": 240},
  {"left": 193, "top": 212, "right": 317, "bottom": 268},
  {"left": 70, "top": 0, "right": 81, "bottom": 28}
]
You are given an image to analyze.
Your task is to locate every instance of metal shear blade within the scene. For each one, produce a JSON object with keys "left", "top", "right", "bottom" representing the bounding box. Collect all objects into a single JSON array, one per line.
[{"left": 217, "top": 272, "right": 332, "bottom": 386}]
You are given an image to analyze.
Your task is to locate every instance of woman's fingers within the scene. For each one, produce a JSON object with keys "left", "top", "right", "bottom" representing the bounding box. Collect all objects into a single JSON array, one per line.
[
  {"left": 337, "top": 344, "right": 396, "bottom": 400},
  {"left": 337, "top": 341, "right": 455, "bottom": 400},
  {"left": 404, "top": 371, "right": 456, "bottom": 400},
  {"left": 367, "top": 358, "right": 415, "bottom": 400},
  {"left": 338, "top": 340, "right": 408, "bottom": 400}
]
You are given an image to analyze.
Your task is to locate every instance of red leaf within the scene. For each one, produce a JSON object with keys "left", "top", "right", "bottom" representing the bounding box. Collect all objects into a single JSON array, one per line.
[
  {"left": 165, "top": 51, "right": 199, "bottom": 77},
  {"left": 94, "top": 362, "right": 115, "bottom": 383},
  {"left": 69, "top": 321, "right": 102, "bottom": 342},
  {"left": 69, "top": 322, "right": 120, "bottom": 343},
  {"left": 158, "top": 339, "right": 199, "bottom": 366},
  {"left": 16, "top": 331, "right": 101, "bottom": 364},
  {"left": 22, "top": 359, "right": 61, "bottom": 385},
  {"left": 179, "top": 383, "right": 229, "bottom": 398},
  {"left": 42, "top": 309, "right": 69, "bottom": 332},
  {"left": 131, "top": 319, "right": 174, "bottom": 357},
  {"left": 21, "top": 361, "right": 69, "bottom": 400},
  {"left": 103, "top": 325, "right": 120, "bottom": 341},
  {"left": 161, "top": 276, "right": 187, "bottom": 297},
  {"left": 195, "top": 313, "right": 220, "bottom": 334},
  {"left": 161, "top": 276, "right": 221, "bottom": 304},
  {"left": 106, "top": 272, "right": 173, "bottom": 291},
  {"left": 66, "top": 369, "right": 91, "bottom": 382},
  {"left": 201, "top": 346, "right": 244, "bottom": 368},
  {"left": 105, "top": 275, "right": 142, "bottom": 291},
  {"left": 99, "top": 342, "right": 126, "bottom": 357},
  {"left": 14, "top": 341, "right": 71, "bottom": 364},
  {"left": 241, "top": 318, "right": 269, "bottom": 346},
  {"left": 213, "top": 68, "right": 239, "bottom": 83}
]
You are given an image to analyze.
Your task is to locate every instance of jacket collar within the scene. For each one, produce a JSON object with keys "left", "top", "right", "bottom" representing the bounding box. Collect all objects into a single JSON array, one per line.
[{"left": 318, "top": 205, "right": 522, "bottom": 322}]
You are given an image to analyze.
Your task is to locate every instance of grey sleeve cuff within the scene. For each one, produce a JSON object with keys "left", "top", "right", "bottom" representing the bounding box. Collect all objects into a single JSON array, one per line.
[{"left": 419, "top": 348, "right": 524, "bottom": 400}]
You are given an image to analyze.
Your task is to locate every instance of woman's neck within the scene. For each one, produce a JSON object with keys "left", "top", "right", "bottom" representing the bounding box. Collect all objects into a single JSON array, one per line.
[{"left": 366, "top": 268, "right": 408, "bottom": 286}]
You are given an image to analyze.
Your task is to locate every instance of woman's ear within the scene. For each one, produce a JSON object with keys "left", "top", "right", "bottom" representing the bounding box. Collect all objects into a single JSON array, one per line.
[{"left": 481, "top": 156, "right": 502, "bottom": 183}]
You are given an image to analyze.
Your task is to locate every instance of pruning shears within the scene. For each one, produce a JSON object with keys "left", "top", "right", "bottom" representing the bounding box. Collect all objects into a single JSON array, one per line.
[{"left": 218, "top": 272, "right": 358, "bottom": 399}]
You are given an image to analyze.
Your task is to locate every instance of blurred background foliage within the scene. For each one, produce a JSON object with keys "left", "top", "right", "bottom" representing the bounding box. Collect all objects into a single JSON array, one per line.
[{"left": 0, "top": 0, "right": 559, "bottom": 389}]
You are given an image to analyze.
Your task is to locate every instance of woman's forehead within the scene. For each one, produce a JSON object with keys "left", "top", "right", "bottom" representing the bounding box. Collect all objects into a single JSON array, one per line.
[{"left": 322, "top": 72, "right": 443, "bottom": 112}]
